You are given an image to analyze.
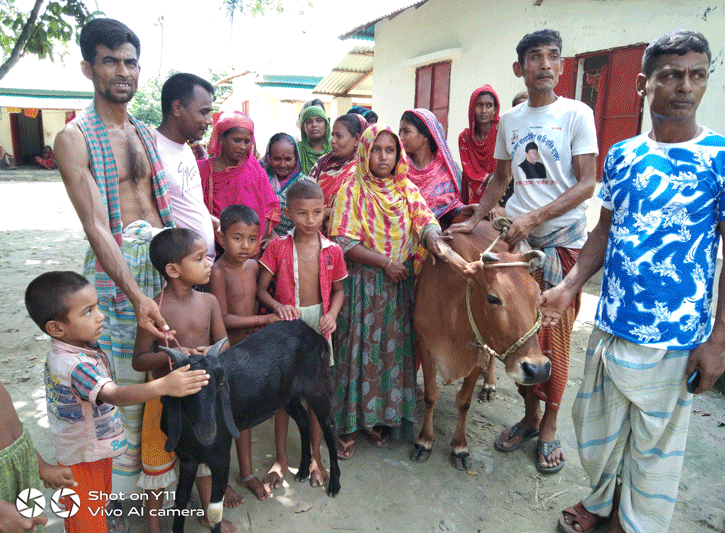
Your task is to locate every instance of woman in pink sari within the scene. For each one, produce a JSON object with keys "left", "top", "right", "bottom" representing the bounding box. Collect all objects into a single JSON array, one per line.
[
  {"left": 399, "top": 109, "right": 463, "bottom": 230},
  {"left": 198, "top": 111, "right": 280, "bottom": 250}
]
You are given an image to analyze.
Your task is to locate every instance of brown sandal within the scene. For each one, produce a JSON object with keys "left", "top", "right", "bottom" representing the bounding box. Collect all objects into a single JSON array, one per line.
[
  {"left": 558, "top": 502, "right": 605, "bottom": 533},
  {"left": 336, "top": 436, "right": 356, "bottom": 460}
]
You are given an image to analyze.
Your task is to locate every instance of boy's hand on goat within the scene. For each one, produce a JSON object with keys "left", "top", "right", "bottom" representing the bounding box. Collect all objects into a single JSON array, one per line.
[
  {"left": 274, "top": 304, "right": 300, "bottom": 321},
  {"left": 319, "top": 313, "right": 337, "bottom": 334},
  {"left": 162, "top": 365, "right": 209, "bottom": 397}
]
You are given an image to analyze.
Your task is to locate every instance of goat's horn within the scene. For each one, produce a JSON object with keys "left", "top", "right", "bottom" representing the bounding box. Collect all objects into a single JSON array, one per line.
[
  {"left": 481, "top": 251, "right": 500, "bottom": 263},
  {"left": 159, "top": 346, "right": 189, "bottom": 369},
  {"left": 523, "top": 250, "right": 545, "bottom": 270},
  {"left": 207, "top": 337, "right": 228, "bottom": 358}
]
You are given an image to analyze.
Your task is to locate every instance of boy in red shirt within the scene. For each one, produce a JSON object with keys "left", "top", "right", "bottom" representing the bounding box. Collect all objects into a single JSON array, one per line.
[{"left": 257, "top": 180, "right": 347, "bottom": 491}]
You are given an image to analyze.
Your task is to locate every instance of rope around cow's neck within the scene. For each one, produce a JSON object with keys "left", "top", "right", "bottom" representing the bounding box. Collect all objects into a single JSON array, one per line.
[{"left": 466, "top": 216, "right": 543, "bottom": 362}]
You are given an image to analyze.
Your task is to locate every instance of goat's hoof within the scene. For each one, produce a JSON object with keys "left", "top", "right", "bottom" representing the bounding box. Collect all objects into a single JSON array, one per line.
[
  {"left": 295, "top": 466, "right": 310, "bottom": 483},
  {"left": 409, "top": 442, "right": 432, "bottom": 463},
  {"left": 327, "top": 477, "right": 341, "bottom": 497},
  {"left": 477, "top": 385, "right": 496, "bottom": 402},
  {"left": 451, "top": 451, "right": 472, "bottom": 471}
]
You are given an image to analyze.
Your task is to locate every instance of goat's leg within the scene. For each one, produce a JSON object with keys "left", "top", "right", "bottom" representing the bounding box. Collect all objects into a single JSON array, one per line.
[
  {"left": 450, "top": 365, "right": 482, "bottom": 471},
  {"left": 285, "top": 397, "right": 312, "bottom": 482},
  {"left": 307, "top": 394, "right": 341, "bottom": 496},
  {"left": 204, "top": 456, "right": 231, "bottom": 533},
  {"left": 172, "top": 458, "right": 198, "bottom": 533},
  {"left": 410, "top": 337, "right": 438, "bottom": 463}
]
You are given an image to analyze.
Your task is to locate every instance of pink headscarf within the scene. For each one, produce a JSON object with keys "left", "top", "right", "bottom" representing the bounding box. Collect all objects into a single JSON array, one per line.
[{"left": 207, "top": 111, "right": 256, "bottom": 159}]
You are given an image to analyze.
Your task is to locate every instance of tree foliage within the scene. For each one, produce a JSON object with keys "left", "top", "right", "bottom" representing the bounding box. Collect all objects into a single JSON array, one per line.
[
  {"left": 0, "top": 0, "right": 99, "bottom": 80},
  {"left": 0, "top": 0, "right": 310, "bottom": 81}
]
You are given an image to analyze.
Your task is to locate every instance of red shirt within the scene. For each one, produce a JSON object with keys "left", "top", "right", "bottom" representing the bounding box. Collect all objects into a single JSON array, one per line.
[{"left": 260, "top": 230, "right": 347, "bottom": 317}]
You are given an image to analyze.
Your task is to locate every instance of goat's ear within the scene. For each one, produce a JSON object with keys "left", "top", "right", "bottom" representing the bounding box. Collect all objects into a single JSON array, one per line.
[
  {"left": 161, "top": 396, "right": 182, "bottom": 453},
  {"left": 207, "top": 337, "right": 228, "bottom": 358},
  {"left": 523, "top": 250, "right": 545, "bottom": 272},
  {"left": 159, "top": 346, "right": 190, "bottom": 369},
  {"left": 219, "top": 377, "right": 240, "bottom": 440}
]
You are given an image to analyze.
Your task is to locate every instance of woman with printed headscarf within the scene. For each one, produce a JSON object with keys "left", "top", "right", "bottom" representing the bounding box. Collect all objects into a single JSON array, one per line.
[
  {"left": 198, "top": 111, "right": 280, "bottom": 249},
  {"left": 399, "top": 108, "right": 464, "bottom": 230},
  {"left": 261, "top": 132, "right": 310, "bottom": 237},
  {"left": 328, "top": 123, "right": 449, "bottom": 459},
  {"left": 298, "top": 105, "right": 332, "bottom": 175}
]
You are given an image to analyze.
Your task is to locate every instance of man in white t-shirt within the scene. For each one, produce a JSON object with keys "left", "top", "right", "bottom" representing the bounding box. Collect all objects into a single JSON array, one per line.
[
  {"left": 156, "top": 73, "right": 216, "bottom": 264},
  {"left": 448, "top": 29, "right": 598, "bottom": 475}
]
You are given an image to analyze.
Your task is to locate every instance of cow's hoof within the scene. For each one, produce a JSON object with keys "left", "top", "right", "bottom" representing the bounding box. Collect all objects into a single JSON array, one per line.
[
  {"left": 451, "top": 451, "right": 472, "bottom": 471},
  {"left": 410, "top": 442, "right": 432, "bottom": 463},
  {"left": 295, "top": 462, "right": 311, "bottom": 482},
  {"left": 478, "top": 384, "right": 496, "bottom": 402}
]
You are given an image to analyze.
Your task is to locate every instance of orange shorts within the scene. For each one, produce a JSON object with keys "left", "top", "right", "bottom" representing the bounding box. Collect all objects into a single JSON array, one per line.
[{"left": 61, "top": 458, "right": 112, "bottom": 533}]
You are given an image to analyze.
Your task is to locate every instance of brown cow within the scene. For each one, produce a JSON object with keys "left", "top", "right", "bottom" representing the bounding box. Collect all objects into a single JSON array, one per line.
[{"left": 411, "top": 219, "right": 551, "bottom": 470}]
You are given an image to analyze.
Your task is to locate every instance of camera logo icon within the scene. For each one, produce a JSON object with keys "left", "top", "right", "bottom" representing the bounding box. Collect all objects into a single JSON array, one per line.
[
  {"left": 50, "top": 488, "right": 81, "bottom": 518},
  {"left": 16, "top": 488, "right": 46, "bottom": 518}
]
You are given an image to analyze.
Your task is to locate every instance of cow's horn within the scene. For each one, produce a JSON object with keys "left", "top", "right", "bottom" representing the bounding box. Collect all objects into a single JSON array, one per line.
[
  {"left": 523, "top": 250, "right": 545, "bottom": 271},
  {"left": 481, "top": 251, "right": 500, "bottom": 263},
  {"left": 207, "top": 337, "right": 228, "bottom": 358},
  {"left": 158, "top": 346, "right": 189, "bottom": 369}
]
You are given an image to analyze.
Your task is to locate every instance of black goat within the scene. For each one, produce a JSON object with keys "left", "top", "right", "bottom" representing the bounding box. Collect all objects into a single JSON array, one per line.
[{"left": 159, "top": 319, "right": 341, "bottom": 533}]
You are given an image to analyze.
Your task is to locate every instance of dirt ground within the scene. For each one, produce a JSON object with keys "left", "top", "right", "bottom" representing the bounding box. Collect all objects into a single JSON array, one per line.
[{"left": 1, "top": 170, "right": 724, "bottom": 533}]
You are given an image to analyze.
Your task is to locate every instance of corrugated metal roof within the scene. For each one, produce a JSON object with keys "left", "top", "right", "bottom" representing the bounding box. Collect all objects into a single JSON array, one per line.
[
  {"left": 0, "top": 88, "right": 93, "bottom": 110},
  {"left": 339, "top": 0, "right": 429, "bottom": 40},
  {"left": 313, "top": 43, "right": 374, "bottom": 98}
]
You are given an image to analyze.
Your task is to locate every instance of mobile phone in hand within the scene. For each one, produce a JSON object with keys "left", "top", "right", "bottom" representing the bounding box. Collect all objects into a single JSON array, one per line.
[{"left": 686, "top": 369, "right": 701, "bottom": 394}]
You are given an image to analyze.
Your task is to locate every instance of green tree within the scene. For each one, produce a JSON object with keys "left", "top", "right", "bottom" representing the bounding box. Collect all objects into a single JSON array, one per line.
[
  {"left": 0, "top": 0, "right": 310, "bottom": 81},
  {"left": 0, "top": 0, "right": 99, "bottom": 80}
]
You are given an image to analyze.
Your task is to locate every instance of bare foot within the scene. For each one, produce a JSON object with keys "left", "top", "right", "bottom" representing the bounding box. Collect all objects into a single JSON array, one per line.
[
  {"left": 605, "top": 505, "right": 626, "bottom": 533},
  {"left": 263, "top": 459, "right": 287, "bottom": 489},
  {"left": 237, "top": 474, "right": 271, "bottom": 500},
  {"left": 223, "top": 484, "right": 244, "bottom": 507},
  {"left": 309, "top": 456, "right": 329, "bottom": 487},
  {"left": 200, "top": 517, "right": 237, "bottom": 533}
]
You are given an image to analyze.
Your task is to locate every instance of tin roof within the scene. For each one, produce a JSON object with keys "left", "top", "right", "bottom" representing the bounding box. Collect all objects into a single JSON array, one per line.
[
  {"left": 313, "top": 43, "right": 374, "bottom": 98},
  {"left": 0, "top": 88, "right": 93, "bottom": 110},
  {"left": 339, "top": 0, "right": 429, "bottom": 41}
]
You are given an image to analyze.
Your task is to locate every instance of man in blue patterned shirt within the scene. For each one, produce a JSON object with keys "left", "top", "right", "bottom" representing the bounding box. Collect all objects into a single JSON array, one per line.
[{"left": 540, "top": 30, "right": 725, "bottom": 533}]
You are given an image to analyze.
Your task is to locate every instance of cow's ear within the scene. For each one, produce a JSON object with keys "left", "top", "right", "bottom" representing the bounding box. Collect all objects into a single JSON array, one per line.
[{"left": 463, "top": 261, "right": 484, "bottom": 283}]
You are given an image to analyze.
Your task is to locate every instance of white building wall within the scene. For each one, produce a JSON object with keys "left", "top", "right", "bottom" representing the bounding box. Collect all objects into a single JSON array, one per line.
[
  {"left": 0, "top": 108, "right": 13, "bottom": 154},
  {"left": 371, "top": 0, "right": 725, "bottom": 162},
  {"left": 41, "top": 110, "right": 68, "bottom": 148}
]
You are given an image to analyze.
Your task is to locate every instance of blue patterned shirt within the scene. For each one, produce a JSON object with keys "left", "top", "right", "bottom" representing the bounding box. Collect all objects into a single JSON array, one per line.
[{"left": 596, "top": 129, "right": 725, "bottom": 349}]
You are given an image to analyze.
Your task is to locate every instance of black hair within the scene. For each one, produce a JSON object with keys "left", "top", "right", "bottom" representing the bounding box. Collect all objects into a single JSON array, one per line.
[
  {"left": 476, "top": 91, "right": 499, "bottom": 111},
  {"left": 25, "top": 271, "right": 91, "bottom": 332},
  {"left": 641, "top": 30, "right": 711, "bottom": 78},
  {"left": 334, "top": 114, "right": 363, "bottom": 137},
  {"left": 400, "top": 111, "right": 437, "bottom": 154},
  {"left": 286, "top": 180, "right": 324, "bottom": 206},
  {"left": 79, "top": 18, "right": 140, "bottom": 64},
  {"left": 516, "top": 29, "right": 562, "bottom": 65},
  {"left": 222, "top": 127, "right": 247, "bottom": 139},
  {"left": 268, "top": 133, "right": 299, "bottom": 162},
  {"left": 364, "top": 110, "right": 378, "bottom": 123},
  {"left": 525, "top": 141, "right": 539, "bottom": 152},
  {"left": 512, "top": 91, "right": 528, "bottom": 107},
  {"left": 219, "top": 204, "right": 260, "bottom": 233},
  {"left": 150, "top": 228, "right": 205, "bottom": 280},
  {"left": 161, "top": 73, "right": 215, "bottom": 118}
]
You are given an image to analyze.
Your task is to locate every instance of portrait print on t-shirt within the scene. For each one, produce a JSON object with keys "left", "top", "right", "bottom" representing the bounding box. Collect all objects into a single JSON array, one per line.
[{"left": 518, "top": 141, "right": 547, "bottom": 182}]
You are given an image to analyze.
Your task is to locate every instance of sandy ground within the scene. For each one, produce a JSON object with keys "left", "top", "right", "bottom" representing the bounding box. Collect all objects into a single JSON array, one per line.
[{"left": 1, "top": 170, "right": 724, "bottom": 533}]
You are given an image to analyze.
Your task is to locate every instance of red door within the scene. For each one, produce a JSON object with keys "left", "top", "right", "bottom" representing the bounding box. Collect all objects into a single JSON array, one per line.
[
  {"left": 415, "top": 61, "right": 451, "bottom": 134},
  {"left": 597, "top": 45, "right": 646, "bottom": 177}
]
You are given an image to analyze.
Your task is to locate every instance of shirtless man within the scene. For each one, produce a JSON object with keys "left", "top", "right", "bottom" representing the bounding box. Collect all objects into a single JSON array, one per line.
[{"left": 54, "top": 18, "right": 174, "bottom": 490}]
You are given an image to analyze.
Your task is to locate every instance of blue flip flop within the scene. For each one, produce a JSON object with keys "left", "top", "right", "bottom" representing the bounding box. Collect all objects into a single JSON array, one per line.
[{"left": 494, "top": 424, "right": 539, "bottom": 452}]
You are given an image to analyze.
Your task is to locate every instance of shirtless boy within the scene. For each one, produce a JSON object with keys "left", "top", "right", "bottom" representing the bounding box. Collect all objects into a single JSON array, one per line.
[
  {"left": 54, "top": 18, "right": 175, "bottom": 490},
  {"left": 134, "top": 228, "right": 236, "bottom": 533},
  {"left": 0, "top": 382, "right": 76, "bottom": 533},
  {"left": 258, "top": 180, "right": 347, "bottom": 490},
  {"left": 209, "top": 204, "right": 276, "bottom": 503}
]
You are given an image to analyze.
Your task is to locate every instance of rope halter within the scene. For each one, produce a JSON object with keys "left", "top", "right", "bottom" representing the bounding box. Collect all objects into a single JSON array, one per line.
[{"left": 465, "top": 217, "right": 543, "bottom": 363}]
